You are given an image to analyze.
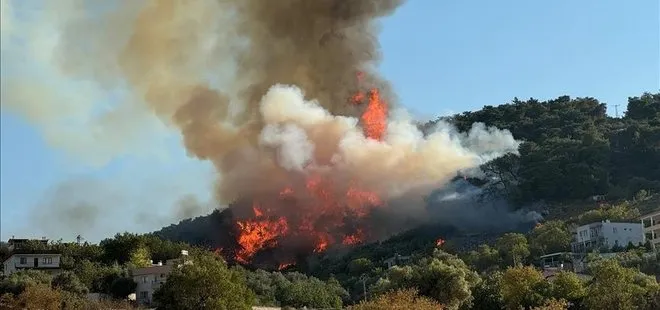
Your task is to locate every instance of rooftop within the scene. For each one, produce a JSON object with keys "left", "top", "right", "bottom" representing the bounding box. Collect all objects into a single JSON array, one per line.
[
  {"left": 8, "top": 238, "right": 49, "bottom": 244},
  {"left": 640, "top": 208, "right": 660, "bottom": 219},
  {"left": 132, "top": 264, "right": 174, "bottom": 276},
  {"left": 6, "top": 249, "right": 61, "bottom": 255},
  {"left": 576, "top": 220, "right": 643, "bottom": 227}
]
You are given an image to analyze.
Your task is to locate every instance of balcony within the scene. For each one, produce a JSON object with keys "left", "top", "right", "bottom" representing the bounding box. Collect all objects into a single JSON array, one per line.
[{"left": 644, "top": 223, "right": 660, "bottom": 233}]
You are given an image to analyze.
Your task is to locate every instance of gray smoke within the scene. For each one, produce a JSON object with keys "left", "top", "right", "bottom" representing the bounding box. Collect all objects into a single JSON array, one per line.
[{"left": 427, "top": 179, "right": 543, "bottom": 233}]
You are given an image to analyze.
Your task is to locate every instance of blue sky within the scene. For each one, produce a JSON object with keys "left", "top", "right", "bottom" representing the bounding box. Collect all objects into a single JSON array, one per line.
[{"left": 1, "top": 0, "right": 658, "bottom": 242}]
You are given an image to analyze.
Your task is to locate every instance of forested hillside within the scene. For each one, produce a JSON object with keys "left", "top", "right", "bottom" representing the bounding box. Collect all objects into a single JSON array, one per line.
[{"left": 440, "top": 93, "right": 660, "bottom": 204}]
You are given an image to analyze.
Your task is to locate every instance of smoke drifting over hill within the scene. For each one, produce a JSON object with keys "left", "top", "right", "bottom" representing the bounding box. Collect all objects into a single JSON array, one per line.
[{"left": 2, "top": 0, "right": 524, "bottom": 264}]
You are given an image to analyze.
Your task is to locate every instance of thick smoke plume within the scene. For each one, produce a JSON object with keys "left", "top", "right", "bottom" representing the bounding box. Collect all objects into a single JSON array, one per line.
[
  {"left": 256, "top": 85, "right": 519, "bottom": 200},
  {"left": 2, "top": 0, "right": 521, "bottom": 263}
]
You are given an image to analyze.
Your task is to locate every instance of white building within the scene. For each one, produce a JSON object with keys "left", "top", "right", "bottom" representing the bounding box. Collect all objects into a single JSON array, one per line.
[
  {"left": 2, "top": 238, "right": 63, "bottom": 276},
  {"left": 2, "top": 253, "right": 63, "bottom": 276},
  {"left": 133, "top": 263, "right": 173, "bottom": 306},
  {"left": 571, "top": 220, "right": 644, "bottom": 253},
  {"left": 132, "top": 250, "right": 190, "bottom": 306},
  {"left": 640, "top": 209, "right": 660, "bottom": 248}
]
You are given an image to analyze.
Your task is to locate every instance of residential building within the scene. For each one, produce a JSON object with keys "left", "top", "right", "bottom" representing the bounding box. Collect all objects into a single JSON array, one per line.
[
  {"left": 539, "top": 252, "right": 573, "bottom": 270},
  {"left": 132, "top": 250, "right": 190, "bottom": 306},
  {"left": 384, "top": 253, "right": 412, "bottom": 268},
  {"left": 133, "top": 262, "right": 172, "bottom": 306},
  {"left": 2, "top": 238, "right": 62, "bottom": 276},
  {"left": 640, "top": 209, "right": 660, "bottom": 248},
  {"left": 571, "top": 220, "right": 644, "bottom": 253}
]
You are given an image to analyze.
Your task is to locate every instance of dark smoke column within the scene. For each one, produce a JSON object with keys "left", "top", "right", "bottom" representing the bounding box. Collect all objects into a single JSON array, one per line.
[{"left": 232, "top": 0, "right": 406, "bottom": 121}]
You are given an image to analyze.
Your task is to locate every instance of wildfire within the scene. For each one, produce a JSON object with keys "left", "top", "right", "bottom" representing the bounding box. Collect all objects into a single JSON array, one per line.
[
  {"left": 233, "top": 72, "right": 389, "bottom": 266},
  {"left": 278, "top": 262, "right": 295, "bottom": 271},
  {"left": 235, "top": 207, "right": 289, "bottom": 264},
  {"left": 342, "top": 229, "right": 365, "bottom": 245},
  {"left": 349, "top": 71, "right": 388, "bottom": 141},
  {"left": 313, "top": 233, "right": 332, "bottom": 253},
  {"left": 361, "top": 89, "right": 388, "bottom": 140}
]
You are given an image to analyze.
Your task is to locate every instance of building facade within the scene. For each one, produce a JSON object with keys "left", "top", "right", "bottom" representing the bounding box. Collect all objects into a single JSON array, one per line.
[
  {"left": 2, "top": 238, "right": 62, "bottom": 276},
  {"left": 571, "top": 220, "right": 644, "bottom": 253},
  {"left": 133, "top": 263, "right": 173, "bottom": 305},
  {"left": 640, "top": 209, "right": 660, "bottom": 248},
  {"left": 132, "top": 250, "right": 190, "bottom": 306}
]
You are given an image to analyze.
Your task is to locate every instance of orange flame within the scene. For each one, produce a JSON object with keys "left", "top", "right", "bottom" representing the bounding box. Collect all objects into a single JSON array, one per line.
[
  {"left": 361, "top": 89, "right": 388, "bottom": 140},
  {"left": 235, "top": 214, "right": 289, "bottom": 264},
  {"left": 233, "top": 72, "right": 389, "bottom": 265},
  {"left": 278, "top": 262, "right": 295, "bottom": 271},
  {"left": 342, "top": 229, "right": 365, "bottom": 245},
  {"left": 314, "top": 233, "right": 332, "bottom": 253}
]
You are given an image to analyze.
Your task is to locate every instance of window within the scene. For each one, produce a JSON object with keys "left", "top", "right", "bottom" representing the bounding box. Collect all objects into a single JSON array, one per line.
[
  {"left": 613, "top": 227, "right": 618, "bottom": 233},
  {"left": 19, "top": 257, "right": 27, "bottom": 264},
  {"left": 142, "top": 276, "right": 148, "bottom": 283},
  {"left": 139, "top": 291, "right": 148, "bottom": 300},
  {"left": 42, "top": 257, "right": 53, "bottom": 264},
  {"left": 644, "top": 219, "right": 652, "bottom": 228}
]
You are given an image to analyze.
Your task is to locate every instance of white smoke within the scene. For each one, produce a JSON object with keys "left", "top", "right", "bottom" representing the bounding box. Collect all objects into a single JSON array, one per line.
[
  {"left": 256, "top": 84, "right": 521, "bottom": 199},
  {"left": 260, "top": 124, "right": 315, "bottom": 172},
  {"left": 0, "top": 0, "right": 173, "bottom": 166}
]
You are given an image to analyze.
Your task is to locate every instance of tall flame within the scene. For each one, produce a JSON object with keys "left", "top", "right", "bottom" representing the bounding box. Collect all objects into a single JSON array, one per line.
[
  {"left": 235, "top": 206, "right": 290, "bottom": 264},
  {"left": 361, "top": 89, "right": 388, "bottom": 141}
]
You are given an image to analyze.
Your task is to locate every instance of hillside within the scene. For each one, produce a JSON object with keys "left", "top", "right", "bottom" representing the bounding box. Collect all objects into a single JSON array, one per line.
[
  {"left": 2, "top": 92, "right": 657, "bottom": 309},
  {"left": 153, "top": 92, "right": 660, "bottom": 263}
]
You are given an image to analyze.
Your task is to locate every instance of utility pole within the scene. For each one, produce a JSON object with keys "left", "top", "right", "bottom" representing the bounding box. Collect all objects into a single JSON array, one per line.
[
  {"left": 614, "top": 104, "right": 620, "bottom": 118},
  {"left": 360, "top": 274, "right": 368, "bottom": 302}
]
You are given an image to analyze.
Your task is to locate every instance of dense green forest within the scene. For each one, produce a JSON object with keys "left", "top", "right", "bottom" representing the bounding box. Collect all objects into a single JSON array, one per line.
[
  {"left": 444, "top": 93, "right": 660, "bottom": 204},
  {"left": 1, "top": 92, "right": 659, "bottom": 309}
]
